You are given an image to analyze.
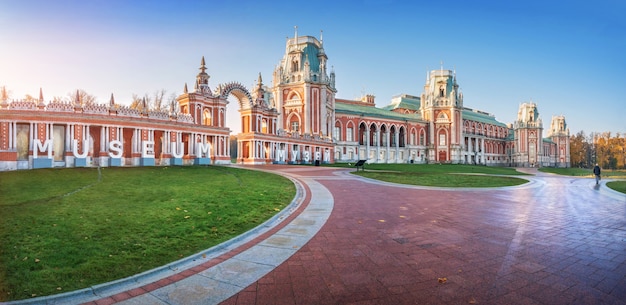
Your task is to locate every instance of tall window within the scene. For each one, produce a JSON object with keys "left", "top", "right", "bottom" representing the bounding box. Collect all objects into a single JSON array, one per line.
[
  {"left": 346, "top": 127, "right": 353, "bottom": 142},
  {"left": 291, "top": 121, "right": 299, "bottom": 132},
  {"left": 333, "top": 126, "right": 340, "bottom": 141}
]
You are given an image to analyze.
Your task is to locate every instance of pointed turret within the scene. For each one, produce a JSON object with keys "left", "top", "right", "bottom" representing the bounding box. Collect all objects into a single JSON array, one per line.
[
  {"left": 0, "top": 86, "right": 8, "bottom": 108},
  {"left": 75, "top": 90, "right": 81, "bottom": 106},
  {"left": 184, "top": 83, "right": 188, "bottom": 94},
  {"left": 37, "top": 87, "right": 45, "bottom": 108},
  {"left": 196, "top": 56, "right": 210, "bottom": 94},
  {"left": 257, "top": 72, "right": 263, "bottom": 90},
  {"left": 109, "top": 93, "right": 115, "bottom": 107}
]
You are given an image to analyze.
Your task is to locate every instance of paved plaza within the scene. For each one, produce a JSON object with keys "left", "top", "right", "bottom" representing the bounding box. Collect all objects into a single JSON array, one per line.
[{"left": 9, "top": 166, "right": 625, "bottom": 305}]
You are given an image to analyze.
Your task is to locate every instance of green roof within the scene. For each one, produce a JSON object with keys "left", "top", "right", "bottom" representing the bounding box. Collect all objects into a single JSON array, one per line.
[
  {"left": 462, "top": 109, "right": 508, "bottom": 128},
  {"left": 302, "top": 43, "right": 321, "bottom": 73},
  {"left": 382, "top": 95, "right": 421, "bottom": 111},
  {"left": 336, "top": 102, "right": 424, "bottom": 122}
]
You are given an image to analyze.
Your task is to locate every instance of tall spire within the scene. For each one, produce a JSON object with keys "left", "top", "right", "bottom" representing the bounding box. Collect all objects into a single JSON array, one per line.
[
  {"left": 75, "top": 89, "right": 81, "bottom": 106},
  {"left": 109, "top": 93, "right": 115, "bottom": 106},
  {"left": 1, "top": 86, "right": 8, "bottom": 101},
  {"left": 0, "top": 86, "right": 8, "bottom": 108},
  {"left": 184, "top": 82, "right": 188, "bottom": 94},
  {"left": 257, "top": 72, "right": 263, "bottom": 89},
  {"left": 320, "top": 29, "right": 323, "bottom": 45},
  {"left": 294, "top": 25, "right": 298, "bottom": 43},
  {"left": 200, "top": 56, "right": 206, "bottom": 73},
  {"left": 38, "top": 87, "right": 44, "bottom": 102},
  {"left": 196, "top": 56, "right": 210, "bottom": 93}
]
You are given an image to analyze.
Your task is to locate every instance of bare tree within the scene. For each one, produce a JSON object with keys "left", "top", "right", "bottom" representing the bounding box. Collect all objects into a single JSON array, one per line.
[
  {"left": 168, "top": 92, "right": 178, "bottom": 114},
  {"left": 152, "top": 89, "right": 167, "bottom": 111},
  {"left": 129, "top": 89, "right": 174, "bottom": 112},
  {"left": 66, "top": 89, "right": 97, "bottom": 105}
]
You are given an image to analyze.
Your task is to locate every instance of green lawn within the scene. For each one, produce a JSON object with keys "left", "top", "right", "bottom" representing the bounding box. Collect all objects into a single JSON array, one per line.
[
  {"left": 331, "top": 163, "right": 529, "bottom": 187},
  {"left": 0, "top": 166, "right": 295, "bottom": 301},
  {"left": 606, "top": 181, "right": 626, "bottom": 194}
]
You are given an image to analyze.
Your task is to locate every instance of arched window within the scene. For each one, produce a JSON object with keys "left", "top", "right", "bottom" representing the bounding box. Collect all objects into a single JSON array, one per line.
[
  {"left": 334, "top": 121, "right": 342, "bottom": 141},
  {"left": 359, "top": 122, "right": 367, "bottom": 145},
  {"left": 203, "top": 109, "right": 211, "bottom": 125},
  {"left": 399, "top": 126, "right": 406, "bottom": 147}
]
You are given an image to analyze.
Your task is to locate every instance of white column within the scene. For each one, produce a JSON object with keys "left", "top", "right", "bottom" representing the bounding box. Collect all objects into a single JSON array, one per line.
[
  {"left": 481, "top": 138, "right": 485, "bottom": 164},
  {"left": 29, "top": 122, "right": 34, "bottom": 150},
  {"left": 65, "top": 124, "right": 72, "bottom": 152},
  {"left": 304, "top": 84, "right": 311, "bottom": 134},
  {"left": 8, "top": 121, "right": 13, "bottom": 149},
  {"left": 385, "top": 130, "right": 390, "bottom": 163},
  {"left": 365, "top": 128, "right": 370, "bottom": 160},
  {"left": 100, "top": 126, "right": 106, "bottom": 154}
]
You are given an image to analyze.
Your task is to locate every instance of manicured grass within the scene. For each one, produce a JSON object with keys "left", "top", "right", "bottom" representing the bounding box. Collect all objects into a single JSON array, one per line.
[
  {"left": 0, "top": 166, "right": 295, "bottom": 301},
  {"left": 331, "top": 163, "right": 528, "bottom": 187},
  {"left": 606, "top": 181, "right": 626, "bottom": 194}
]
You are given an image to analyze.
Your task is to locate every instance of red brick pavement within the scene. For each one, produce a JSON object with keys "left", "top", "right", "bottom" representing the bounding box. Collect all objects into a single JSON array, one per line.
[{"left": 221, "top": 167, "right": 626, "bottom": 305}]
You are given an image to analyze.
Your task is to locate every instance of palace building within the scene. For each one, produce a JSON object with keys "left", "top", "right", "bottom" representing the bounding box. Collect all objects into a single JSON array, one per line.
[{"left": 0, "top": 31, "right": 570, "bottom": 171}]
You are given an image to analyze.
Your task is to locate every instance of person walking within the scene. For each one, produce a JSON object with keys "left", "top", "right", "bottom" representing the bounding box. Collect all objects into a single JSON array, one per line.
[{"left": 593, "top": 163, "right": 601, "bottom": 185}]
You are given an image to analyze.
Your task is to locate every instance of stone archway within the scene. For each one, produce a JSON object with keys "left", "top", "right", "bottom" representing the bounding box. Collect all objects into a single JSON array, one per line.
[{"left": 216, "top": 81, "right": 254, "bottom": 110}]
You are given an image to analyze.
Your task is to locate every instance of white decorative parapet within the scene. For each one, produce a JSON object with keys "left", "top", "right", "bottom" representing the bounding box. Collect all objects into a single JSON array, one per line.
[
  {"left": 148, "top": 111, "right": 170, "bottom": 121},
  {"left": 176, "top": 113, "right": 194, "bottom": 123},
  {"left": 83, "top": 103, "right": 109, "bottom": 114},
  {"left": 8, "top": 100, "right": 37, "bottom": 110},
  {"left": 46, "top": 101, "right": 74, "bottom": 112},
  {"left": 116, "top": 106, "right": 141, "bottom": 117}
]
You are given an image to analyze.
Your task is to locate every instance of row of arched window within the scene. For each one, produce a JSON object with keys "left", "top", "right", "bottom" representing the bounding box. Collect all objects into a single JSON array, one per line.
[
  {"left": 334, "top": 120, "right": 428, "bottom": 147},
  {"left": 463, "top": 120, "right": 509, "bottom": 139}
]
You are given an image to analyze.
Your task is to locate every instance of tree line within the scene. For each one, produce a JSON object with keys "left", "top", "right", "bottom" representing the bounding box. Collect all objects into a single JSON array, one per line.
[
  {"left": 570, "top": 131, "right": 625, "bottom": 170},
  {"left": 1, "top": 86, "right": 178, "bottom": 113}
]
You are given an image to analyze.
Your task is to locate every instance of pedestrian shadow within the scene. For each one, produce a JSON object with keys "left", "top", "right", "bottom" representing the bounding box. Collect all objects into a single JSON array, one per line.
[{"left": 593, "top": 183, "right": 600, "bottom": 190}]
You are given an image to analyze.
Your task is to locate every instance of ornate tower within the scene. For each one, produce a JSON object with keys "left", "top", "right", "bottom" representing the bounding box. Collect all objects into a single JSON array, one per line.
[
  {"left": 513, "top": 102, "right": 543, "bottom": 167},
  {"left": 177, "top": 56, "right": 228, "bottom": 128},
  {"left": 271, "top": 28, "right": 336, "bottom": 139},
  {"left": 548, "top": 115, "right": 570, "bottom": 168},
  {"left": 420, "top": 68, "right": 463, "bottom": 163}
]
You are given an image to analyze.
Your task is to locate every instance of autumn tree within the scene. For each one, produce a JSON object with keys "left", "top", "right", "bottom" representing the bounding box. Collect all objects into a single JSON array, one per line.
[{"left": 569, "top": 131, "right": 587, "bottom": 167}]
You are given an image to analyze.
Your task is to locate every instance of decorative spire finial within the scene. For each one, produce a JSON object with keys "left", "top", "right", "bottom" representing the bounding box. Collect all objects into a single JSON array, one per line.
[
  {"left": 320, "top": 29, "right": 323, "bottom": 44},
  {"left": 200, "top": 56, "right": 206, "bottom": 73},
  {"left": 75, "top": 89, "right": 80, "bottom": 106},
  {"left": 1, "top": 86, "right": 8, "bottom": 101},
  {"left": 184, "top": 83, "right": 188, "bottom": 94},
  {"left": 39, "top": 87, "right": 43, "bottom": 102},
  {"left": 294, "top": 25, "right": 298, "bottom": 42},
  {"left": 109, "top": 93, "right": 115, "bottom": 106}
]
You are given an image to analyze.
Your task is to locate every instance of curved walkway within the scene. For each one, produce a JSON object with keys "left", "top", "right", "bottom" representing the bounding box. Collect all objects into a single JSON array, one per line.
[{"left": 6, "top": 166, "right": 626, "bottom": 304}]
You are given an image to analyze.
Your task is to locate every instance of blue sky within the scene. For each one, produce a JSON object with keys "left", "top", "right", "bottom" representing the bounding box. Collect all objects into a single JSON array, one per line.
[{"left": 1, "top": 0, "right": 624, "bottom": 135}]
